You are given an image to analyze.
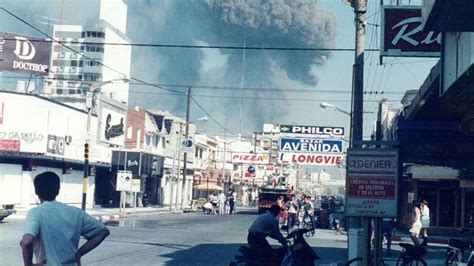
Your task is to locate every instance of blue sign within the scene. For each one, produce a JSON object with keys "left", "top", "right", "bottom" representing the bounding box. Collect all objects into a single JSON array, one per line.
[
  {"left": 280, "top": 124, "right": 344, "bottom": 136},
  {"left": 279, "top": 138, "right": 343, "bottom": 153},
  {"left": 247, "top": 165, "right": 256, "bottom": 173}
]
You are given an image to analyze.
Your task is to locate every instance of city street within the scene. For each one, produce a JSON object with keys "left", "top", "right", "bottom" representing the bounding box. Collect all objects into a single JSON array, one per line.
[
  {"left": 0, "top": 208, "right": 448, "bottom": 265},
  {"left": 1, "top": 208, "right": 346, "bottom": 265}
]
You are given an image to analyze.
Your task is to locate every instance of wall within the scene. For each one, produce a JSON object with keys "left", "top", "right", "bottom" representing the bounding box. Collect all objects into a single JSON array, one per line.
[{"left": 443, "top": 32, "right": 474, "bottom": 94}]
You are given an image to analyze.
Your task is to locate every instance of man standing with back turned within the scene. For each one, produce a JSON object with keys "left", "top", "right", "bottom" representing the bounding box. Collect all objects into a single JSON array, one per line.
[{"left": 20, "top": 171, "right": 110, "bottom": 265}]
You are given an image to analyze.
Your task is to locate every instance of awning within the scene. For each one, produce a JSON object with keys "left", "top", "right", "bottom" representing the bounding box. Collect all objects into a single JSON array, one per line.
[{"left": 193, "top": 183, "right": 223, "bottom": 191}]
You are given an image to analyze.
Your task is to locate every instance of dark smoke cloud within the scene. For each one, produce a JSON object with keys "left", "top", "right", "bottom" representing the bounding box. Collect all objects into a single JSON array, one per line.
[
  {"left": 125, "top": 0, "right": 338, "bottom": 135},
  {"left": 1, "top": 0, "right": 338, "bottom": 136}
]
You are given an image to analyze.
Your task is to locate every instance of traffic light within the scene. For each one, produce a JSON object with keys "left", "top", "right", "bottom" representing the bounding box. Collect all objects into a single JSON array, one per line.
[{"left": 84, "top": 143, "right": 89, "bottom": 160}]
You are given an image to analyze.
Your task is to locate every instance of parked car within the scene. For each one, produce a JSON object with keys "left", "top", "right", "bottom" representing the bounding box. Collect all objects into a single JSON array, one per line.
[{"left": 0, "top": 204, "right": 16, "bottom": 222}]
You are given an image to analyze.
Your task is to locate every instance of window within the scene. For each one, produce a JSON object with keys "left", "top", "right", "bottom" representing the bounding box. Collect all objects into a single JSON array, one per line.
[
  {"left": 91, "top": 31, "right": 97, "bottom": 37},
  {"left": 71, "top": 61, "right": 77, "bottom": 67},
  {"left": 81, "top": 31, "right": 85, "bottom": 38}
]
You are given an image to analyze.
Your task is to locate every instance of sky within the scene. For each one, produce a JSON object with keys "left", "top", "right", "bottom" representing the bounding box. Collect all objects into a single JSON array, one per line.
[{"left": 0, "top": 0, "right": 438, "bottom": 177}]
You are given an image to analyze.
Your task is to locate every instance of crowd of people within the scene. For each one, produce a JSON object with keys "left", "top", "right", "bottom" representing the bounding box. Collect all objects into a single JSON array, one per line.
[
  {"left": 275, "top": 194, "right": 317, "bottom": 236},
  {"left": 202, "top": 190, "right": 237, "bottom": 215}
]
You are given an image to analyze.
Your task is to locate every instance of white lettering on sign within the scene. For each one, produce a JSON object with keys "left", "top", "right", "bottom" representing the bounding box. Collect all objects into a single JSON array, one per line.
[
  {"left": 13, "top": 60, "right": 48, "bottom": 73},
  {"left": 292, "top": 126, "right": 344, "bottom": 136},
  {"left": 281, "top": 139, "right": 342, "bottom": 153},
  {"left": 391, "top": 17, "right": 441, "bottom": 47}
]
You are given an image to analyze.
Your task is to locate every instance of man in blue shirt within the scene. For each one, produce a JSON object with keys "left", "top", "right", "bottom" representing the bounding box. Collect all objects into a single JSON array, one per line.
[
  {"left": 247, "top": 205, "right": 288, "bottom": 264},
  {"left": 20, "top": 171, "right": 110, "bottom": 265}
]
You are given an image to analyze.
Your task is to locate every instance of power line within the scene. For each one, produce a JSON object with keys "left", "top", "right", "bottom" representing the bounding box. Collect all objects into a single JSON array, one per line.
[
  {"left": 0, "top": 37, "right": 381, "bottom": 52},
  {"left": 190, "top": 96, "right": 238, "bottom": 137},
  {"left": 0, "top": 7, "right": 184, "bottom": 95}
]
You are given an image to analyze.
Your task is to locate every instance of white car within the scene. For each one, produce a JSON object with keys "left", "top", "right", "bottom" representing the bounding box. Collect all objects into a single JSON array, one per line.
[{"left": 0, "top": 205, "right": 16, "bottom": 222}]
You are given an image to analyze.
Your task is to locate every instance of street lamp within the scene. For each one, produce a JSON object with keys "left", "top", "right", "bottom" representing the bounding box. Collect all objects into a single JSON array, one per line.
[
  {"left": 170, "top": 116, "right": 208, "bottom": 212},
  {"left": 320, "top": 102, "right": 351, "bottom": 116},
  {"left": 81, "top": 78, "right": 129, "bottom": 210}
]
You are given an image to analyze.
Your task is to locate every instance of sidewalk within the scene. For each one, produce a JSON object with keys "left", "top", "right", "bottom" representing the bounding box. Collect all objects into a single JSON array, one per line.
[
  {"left": 391, "top": 229, "right": 450, "bottom": 245},
  {"left": 11, "top": 205, "right": 177, "bottom": 223}
]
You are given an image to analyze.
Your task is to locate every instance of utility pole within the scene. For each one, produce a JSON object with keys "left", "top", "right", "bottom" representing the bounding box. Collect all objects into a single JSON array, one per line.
[
  {"left": 348, "top": 0, "right": 368, "bottom": 264},
  {"left": 169, "top": 122, "right": 181, "bottom": 212},
  {"left": 221, "top": 119, "right": 227, "bottom": 190},
  {"left": 180, "top": 87, "right": 191, "bottom": 210},
  {"left": 82, "top": 89, "right": 93, "bottom": 210}
]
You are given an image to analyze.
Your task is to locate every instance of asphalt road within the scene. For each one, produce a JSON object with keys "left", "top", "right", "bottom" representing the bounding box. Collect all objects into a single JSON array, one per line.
[{"left": 0, "top": 208, "right": 447, "bottom": 265}]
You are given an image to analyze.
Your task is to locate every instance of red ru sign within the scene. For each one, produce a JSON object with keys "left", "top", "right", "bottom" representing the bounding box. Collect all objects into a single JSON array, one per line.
[{"left": 382, "top": 6, "right": 441, "bottom": 58}]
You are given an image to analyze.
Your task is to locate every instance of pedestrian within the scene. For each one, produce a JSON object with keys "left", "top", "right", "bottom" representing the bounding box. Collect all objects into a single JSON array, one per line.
[
  {"left": 20, "top": 171, "right": 110, "bottom": 265},
  {"left": 303, "top": 195, "right": 316, "bottom": 236},
  {"left": 420, "top": 200, "right": 430, "bottom": 246},
  {"left": 218, "top": 191, "right": 226, "bottom": 215},
  {"left": 209, "top": 193, "right": 218, "bottom": 215},
  {"left": 228, "top": 191, "right": 236, "bottom": 215},
  {"left": 382, "top": 217, "right": 394, "bottom": 256},
  {"left": 409, "top": 201, "right": 422, "bottom": 246},
  {"left": 287, "top": 194, "right": 299, "bottom": 232}
]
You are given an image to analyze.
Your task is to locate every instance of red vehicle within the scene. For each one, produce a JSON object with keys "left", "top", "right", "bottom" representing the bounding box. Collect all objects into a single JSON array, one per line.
[{"left": 258, "top": 185, "right": 291, "bottom": 214}]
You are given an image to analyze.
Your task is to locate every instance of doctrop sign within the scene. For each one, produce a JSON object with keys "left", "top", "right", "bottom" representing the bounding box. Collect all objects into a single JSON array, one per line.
[{"left": 0, "top": 32, "right": 52, "bottom": 75}]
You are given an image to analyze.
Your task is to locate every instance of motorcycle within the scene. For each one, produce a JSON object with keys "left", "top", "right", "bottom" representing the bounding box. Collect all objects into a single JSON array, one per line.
[{"left": 229, "top": 228, "right": 320, "bottom": 265}]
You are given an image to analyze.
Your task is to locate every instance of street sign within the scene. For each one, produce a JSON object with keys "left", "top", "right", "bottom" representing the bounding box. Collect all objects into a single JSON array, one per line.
[
  {"left": 279, "top": 124, "right": 344, "bottom": 137},
  {"left": 279, "top": 137, "right": 343, "bottom": 153},
  {"left": 346, "top": 149, "right": 399, "bottom": 218},
  {"left": 131, "top": 179, "right": 141, "bottom": 192},
  {"left": 247, "top": 165, "right": 256, "bottom": 173},
  {"left": 116, "top": 171, "right": 132, "bottom": 191},
  {"left": 181, "top": 138, "right": 194, "bottom": 152},
  {"left": 278, "top": 152, "right": 343, "bottom": 165}
]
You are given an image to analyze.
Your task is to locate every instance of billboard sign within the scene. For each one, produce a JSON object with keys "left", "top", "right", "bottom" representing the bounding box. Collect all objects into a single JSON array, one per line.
[
  {"left": 100, "top": 106, "right": 125, "bottom": 146},
  {"left": 346, "top": 149, "right": 399, "bottom": 217},
  {"left": 231, "top": 152, "right": 270, "bottom": 164},
  {"left": 279, "top": 137, "right": 343, "bottom": 153},
  {"left": 278, "top": 152, "right": 343, "bottom": 166},
  {"left": 0, "top": 33, "right": 51, "bottom": 75},
  {"left": 279, "top": 124, "right": 344, "bottom": 137},
  {"left": 381, "top": 6, "right": 441, "bottom": 57}
]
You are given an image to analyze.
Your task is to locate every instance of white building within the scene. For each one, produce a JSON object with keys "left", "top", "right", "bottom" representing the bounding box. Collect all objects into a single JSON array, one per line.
[
  {"left": 43, "top": 0, "right": 131, "bottom": 104},
  {"left": 0, "top": 90, "right": 112, "bottom": 209}
]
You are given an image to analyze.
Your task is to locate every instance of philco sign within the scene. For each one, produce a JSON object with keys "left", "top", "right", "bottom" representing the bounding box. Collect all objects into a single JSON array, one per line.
[
  {"left": 280, "top": 124, "right": 344, "bottom": 137},
  {"left": 0, "top": 33, "right": 51, "bottom": 75},
  {"left": 381, "top": 6, "right": 441, "bottom": 58}
]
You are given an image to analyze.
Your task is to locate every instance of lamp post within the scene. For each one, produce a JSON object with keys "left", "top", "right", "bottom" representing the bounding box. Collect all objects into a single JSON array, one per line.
[
  {"left": 320, "top": 102, "right": 352, "bottom": 117},
  {"left": 171, "top": 116, "right": 208, "bottom": 212},
  {"left": 81, "top": 78, "right": 129, "bottom": 210}
]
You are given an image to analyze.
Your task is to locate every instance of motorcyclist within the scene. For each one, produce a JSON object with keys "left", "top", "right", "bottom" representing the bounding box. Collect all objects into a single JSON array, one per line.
[{"left": 247, "top": 204, "right": 288, "bottom": 264}]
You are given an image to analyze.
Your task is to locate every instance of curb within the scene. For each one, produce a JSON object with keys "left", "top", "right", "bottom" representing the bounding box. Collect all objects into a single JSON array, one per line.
[
  {"left": 391, "top": 235, "right": 448, "bottom": 245},
  {"left": 94, "top": 214, "right": 123, "bottom": 223}
]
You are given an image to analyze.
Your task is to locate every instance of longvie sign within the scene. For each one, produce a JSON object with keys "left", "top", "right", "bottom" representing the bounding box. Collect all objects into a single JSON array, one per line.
[
  {"left": 381, "top": 6, "right": 441, "bottom": 57},
  {"left": 346, "top": 149, "right": 399, "bottom": 217},
  {"left": 278, "top": 152, "right": 343, "bottom": 166}
]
